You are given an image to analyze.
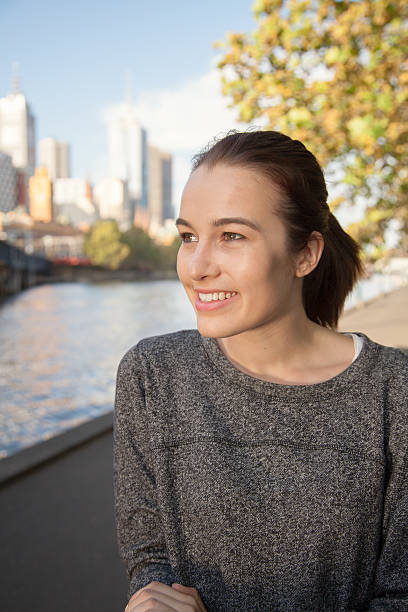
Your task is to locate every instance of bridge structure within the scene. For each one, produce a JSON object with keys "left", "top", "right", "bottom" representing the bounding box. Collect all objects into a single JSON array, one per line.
[{"left": 0, "top": 240, "right": 51, "bottom": 297}]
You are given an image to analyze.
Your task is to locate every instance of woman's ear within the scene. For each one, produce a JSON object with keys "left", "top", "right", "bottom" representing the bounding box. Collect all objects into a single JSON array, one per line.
[{"left": 295, "top": 231, "right": 325, "bottom": 278}]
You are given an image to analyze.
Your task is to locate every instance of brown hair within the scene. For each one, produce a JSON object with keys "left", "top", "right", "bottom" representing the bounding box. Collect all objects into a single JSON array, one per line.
[{"left": 191, "top": 130, "right": 363, "bottom": 328}]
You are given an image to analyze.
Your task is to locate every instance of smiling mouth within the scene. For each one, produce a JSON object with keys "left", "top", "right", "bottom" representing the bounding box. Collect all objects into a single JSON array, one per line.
[{"left": 197, "top": 291, "right": 237, "bottom": 303}]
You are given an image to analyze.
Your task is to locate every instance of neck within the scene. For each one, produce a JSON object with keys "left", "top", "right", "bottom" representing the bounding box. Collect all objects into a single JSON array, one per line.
[{"left": 216, "top": 307, "right": 348, "bottom": 384}]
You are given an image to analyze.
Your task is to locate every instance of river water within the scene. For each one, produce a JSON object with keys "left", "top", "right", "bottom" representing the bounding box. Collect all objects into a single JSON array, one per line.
[
  {"left": 0, "top": 280, "right": 195, "bottom": 458},
  {"left": 0, "top": 274, "right": 406, "bottom": 458}
]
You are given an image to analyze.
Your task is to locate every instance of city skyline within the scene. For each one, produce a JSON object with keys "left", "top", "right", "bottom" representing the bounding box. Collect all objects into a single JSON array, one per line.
[
  {"left": 0, "top": 0, "right": 257, "bottom": 209},
  {"left": 0, "top": 72, "right": 175, "bottom": 237}
]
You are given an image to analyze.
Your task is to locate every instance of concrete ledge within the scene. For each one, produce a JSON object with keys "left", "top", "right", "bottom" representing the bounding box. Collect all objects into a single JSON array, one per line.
[
  {"left": 0, "top": 420, "right": 128, "bottom": 610},
  {"left": 0, "top": 411, "right": 113, "bottom": 485}
]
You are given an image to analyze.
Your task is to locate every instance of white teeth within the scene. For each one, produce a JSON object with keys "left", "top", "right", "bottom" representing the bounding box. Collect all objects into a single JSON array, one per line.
[{"left": 198, "top": 291, "right": 236, "bottom": 302}]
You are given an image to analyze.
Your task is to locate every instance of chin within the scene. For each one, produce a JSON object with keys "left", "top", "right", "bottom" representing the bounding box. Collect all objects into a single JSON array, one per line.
[{"left": 195, "top": 316, "right": 247, "bottom": 339}]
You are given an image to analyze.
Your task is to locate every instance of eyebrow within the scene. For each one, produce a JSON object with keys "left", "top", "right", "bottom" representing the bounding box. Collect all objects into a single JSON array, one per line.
[{"left": 175, "top": 216, "right": 261, "bottom": 232}]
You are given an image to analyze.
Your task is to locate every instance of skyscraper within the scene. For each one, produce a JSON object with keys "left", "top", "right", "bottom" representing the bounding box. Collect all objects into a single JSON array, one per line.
[
  {"left": 148, "top": 145, "right": 173, "bottom": 233},
  {"left": 0, "top": 65, "right": 36, "bottom": 208},
  {"left": 93, "top": 177, "right": 131, "bottom": 231},
  {"left": 38, "top": 138, "right": 70, "bottom": 181},
  {"left": 0, "top": 152, "right": 17, "bottom": 213},
  {"left": 0, "top": 66, "right": 35, "bottom": 177},
  {"left": 105, "top": 91, "right": 148, "bottom": 223},
  {"left": 161, "top": 152, "right": 173, "bottom": 221}
]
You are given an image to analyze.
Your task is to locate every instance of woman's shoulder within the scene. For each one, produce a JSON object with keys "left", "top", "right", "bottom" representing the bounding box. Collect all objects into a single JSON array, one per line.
[
  {"left": 354, "top": 334, "right": 408, "bottom": 407},
  {"left": 119, "top": 328, "right": 202, "bottom": 369},
  {"left": 359, "top": 333, "right": 408, "bottom": 372}
]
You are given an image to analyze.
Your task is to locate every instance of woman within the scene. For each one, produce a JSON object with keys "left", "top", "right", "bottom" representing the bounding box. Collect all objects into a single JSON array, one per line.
[{"left": 113, "top": 131, "right": 408, "bottom": 611}]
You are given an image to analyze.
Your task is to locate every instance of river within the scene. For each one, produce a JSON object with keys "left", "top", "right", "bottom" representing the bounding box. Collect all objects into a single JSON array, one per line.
[
  {"left": 0, "top": 274, "right": 406, "bottom": 458},
  {"left": 0, "top": 280, "right": 195, "bottom": 458}
]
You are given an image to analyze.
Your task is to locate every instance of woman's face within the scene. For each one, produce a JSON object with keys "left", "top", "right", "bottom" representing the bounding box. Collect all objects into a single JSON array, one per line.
[{"left": 176, "top": 163, "right": 304, "bottom": 339}]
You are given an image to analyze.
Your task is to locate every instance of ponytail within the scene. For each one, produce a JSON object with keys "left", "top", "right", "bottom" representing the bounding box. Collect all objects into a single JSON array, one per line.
[{"left": 302, "top": 213, "right": 363, "bottom": 328}]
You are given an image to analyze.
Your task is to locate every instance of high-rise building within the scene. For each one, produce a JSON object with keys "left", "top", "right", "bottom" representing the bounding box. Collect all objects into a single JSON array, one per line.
[
  {"left": 53, "top": 178, "right": 97, "bottom": 228},
  {"left": 0, "top": 67, "right": 35, "bottom": 177},
  {"left": 161, "top": 152, "right": 173, "bottom": 221},
  {"left": 148, "top": 145, "right": 173, "bottom": 233},
  {"left": 29, "top": 167, "right": 53, "bottom": 222},
  {"left": 38, "top": 138, "right": 70, "bottom": 181},
  {"left": 93, "top": 178, "right": 131, "bottom": 231},
  {"left": 105, "top": 95, "right": 148, "bottom": 221},
  {"left": 0, "top": 152, "right": 17, "bottom": 213}
]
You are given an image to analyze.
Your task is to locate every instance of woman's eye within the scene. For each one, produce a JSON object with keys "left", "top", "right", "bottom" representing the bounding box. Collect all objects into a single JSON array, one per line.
[
  {"left": 224, "top": 232, "right": 244, "bottom": 241},
  {"left": 179, "top": 232, "right": 197, "bottom": 243},
  {"left": 179, "top": 232, "right": 243, "bottom": 243}
]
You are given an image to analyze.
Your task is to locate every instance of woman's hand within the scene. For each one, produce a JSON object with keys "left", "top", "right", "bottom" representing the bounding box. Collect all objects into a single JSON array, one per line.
[{"left": 125, "top": 581, "right": 207, "bottom": 611}]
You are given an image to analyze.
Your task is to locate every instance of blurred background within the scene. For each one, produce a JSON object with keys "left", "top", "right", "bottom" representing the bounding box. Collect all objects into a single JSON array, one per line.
[
  {"left": 0, "top": 2, "right": 407, "bottom": 609},
  {"left": 0, "top": 0, "right": 407, "bottom": 459},
  {"left": 1, "top": 0, "right": 407, "bottom": 457}
]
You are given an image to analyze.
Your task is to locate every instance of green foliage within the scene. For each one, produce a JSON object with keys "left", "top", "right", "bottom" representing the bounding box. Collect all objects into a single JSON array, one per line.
[
  {"left": 122, "top": 227, "right": 180, "bottom": 271},
  {"left": 216, "top": 0, "right": 408, "bottom": 257},
  {"left": 157, "top": 235, "right": 182, "bottom": 270},
  {"left": 84, "top": 220, "right": 130, "bottom": 270},
  {"left": 84, "top": 221, "right": 180, "bottom": 272},
  {"left": 121, "top": 226, "right": 161, "bottom": 269}
]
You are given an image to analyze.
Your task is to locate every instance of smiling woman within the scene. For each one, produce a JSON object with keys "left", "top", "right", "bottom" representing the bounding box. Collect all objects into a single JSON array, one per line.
[{"left": 113, "top": 130, "right": 408, "bottom": 611}]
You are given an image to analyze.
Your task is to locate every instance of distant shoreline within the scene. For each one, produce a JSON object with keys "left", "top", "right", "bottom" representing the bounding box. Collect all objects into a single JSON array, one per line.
[{"left": 42, "top": 264, "right": 179, "bottom": 284}]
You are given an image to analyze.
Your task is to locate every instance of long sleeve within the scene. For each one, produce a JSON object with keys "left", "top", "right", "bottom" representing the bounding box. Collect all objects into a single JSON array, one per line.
[
  {"left": 113, "top": 345, "right": 175, "bottom": 600},
  {"left": 367, "top": 362, "right": 408, "bottom": 611}
]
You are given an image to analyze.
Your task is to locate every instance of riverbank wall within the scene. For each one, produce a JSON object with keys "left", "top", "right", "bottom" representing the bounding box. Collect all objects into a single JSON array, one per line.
[
  {"left": 0, "top": 412, "right": 128, "bottom": 612},
  {"left": 0, "top": 240, "right": 51, "bottom": 297},
  {"left": 0, "top": 240, "right": 178, "bottom": 297},
  {"left": 49, "top": 262, "right": 178, "bottom": 283}
]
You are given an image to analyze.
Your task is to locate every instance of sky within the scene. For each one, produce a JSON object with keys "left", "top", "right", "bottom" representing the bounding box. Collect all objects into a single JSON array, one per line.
[{"left": 0, "top": 0, "right": 263, "bottom": 211}]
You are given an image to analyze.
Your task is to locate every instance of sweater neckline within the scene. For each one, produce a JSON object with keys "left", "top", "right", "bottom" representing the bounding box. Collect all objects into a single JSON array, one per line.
[{"left": 199, "top": 331, "right": 377, "bottom": 400}]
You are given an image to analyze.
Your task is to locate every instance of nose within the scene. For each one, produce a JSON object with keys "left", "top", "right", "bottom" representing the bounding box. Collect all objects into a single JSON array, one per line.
[{"left": 189, "top": 240, "right": 220, "bottom": 280}]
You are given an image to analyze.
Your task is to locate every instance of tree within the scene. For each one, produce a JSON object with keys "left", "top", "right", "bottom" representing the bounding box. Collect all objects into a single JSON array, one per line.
[
  {"left": 84, "top": 220, "right": 129, "bottom": 270},
  {"left": 157, "top": 235, "right": 182, "bottom": 270},
  {"left": 216, "top": 0, "right": 408, "bottom": 258},
  {"left": 121, "top": 226, "right": 161, "bottom": 269}
]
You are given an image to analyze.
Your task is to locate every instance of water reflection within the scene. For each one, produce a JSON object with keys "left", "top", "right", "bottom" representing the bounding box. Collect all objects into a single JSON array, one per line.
[{"left": 0, "top": 280, "right": 196, "bottom": 457}]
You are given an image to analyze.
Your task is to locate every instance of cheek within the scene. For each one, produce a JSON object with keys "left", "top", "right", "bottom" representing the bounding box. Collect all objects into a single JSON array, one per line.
[
  {"left": 176, "top": 247, "right": 189, "bottom": 285},
  {"left": 244, "top": 254, "right": 291, "bottom": 295},
  {"left": 176, "top": 249, "right": 183, "bottom": 280}
]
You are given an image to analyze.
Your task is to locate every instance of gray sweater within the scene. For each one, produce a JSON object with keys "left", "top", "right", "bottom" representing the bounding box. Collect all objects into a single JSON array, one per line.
[{"left": 113, "top": 329, "right": 408, "bottom": 611}]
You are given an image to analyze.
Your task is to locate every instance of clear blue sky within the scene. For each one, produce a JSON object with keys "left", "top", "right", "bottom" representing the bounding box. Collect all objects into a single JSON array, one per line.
[{"left": 0, "top": 0, "right": 257, "bottom": 196}]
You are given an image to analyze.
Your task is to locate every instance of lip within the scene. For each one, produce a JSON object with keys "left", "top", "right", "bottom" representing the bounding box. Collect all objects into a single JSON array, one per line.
[
  {"left": 194, "top": 290, "right": 239, "bottom": 312},
  {"left": 194, "top": 288, "right": 235, "bottom": 293}
]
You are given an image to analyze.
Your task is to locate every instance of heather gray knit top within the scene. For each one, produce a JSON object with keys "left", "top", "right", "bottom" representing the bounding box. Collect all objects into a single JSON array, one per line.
[{"left": 113, "top": 329, "right": 408, "bottom": 611}]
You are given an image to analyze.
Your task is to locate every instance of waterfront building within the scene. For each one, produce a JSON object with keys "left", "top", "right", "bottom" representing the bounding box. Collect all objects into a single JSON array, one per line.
[
  {"left": 0, "top": 68, "right": 36, "bottom": 211},
  {"left": 0, "top": 152, "right": 17, "bottom": 213},
  {"left": 134, "top": 204, "right": 150, "bottom": 232},
  {"left": 38, "top": 138, "right": 70, "bottom": 181},
  {"left": 0, "top": 88, "right": 36, "bottom": 176},
  {"left": 148, "top": 145, "right": 173, "bottom": 235},
  {"left": 15, "top": 169, "right": 29, "bottom": 208},
  {"left": 0, "top": 208, "right": 84, "bottom": 258},
  {"left": 53, "top": 177, "right": 97, "bottom": 228},
  {"left": 93, "top": 177, "right": 131, "bottom": 231},
  {"left": 105, "top": 96, "right": 148, "bottom": 222},
  {"left": 28, "top": 167, "right": 53, "bottom": 223}
]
